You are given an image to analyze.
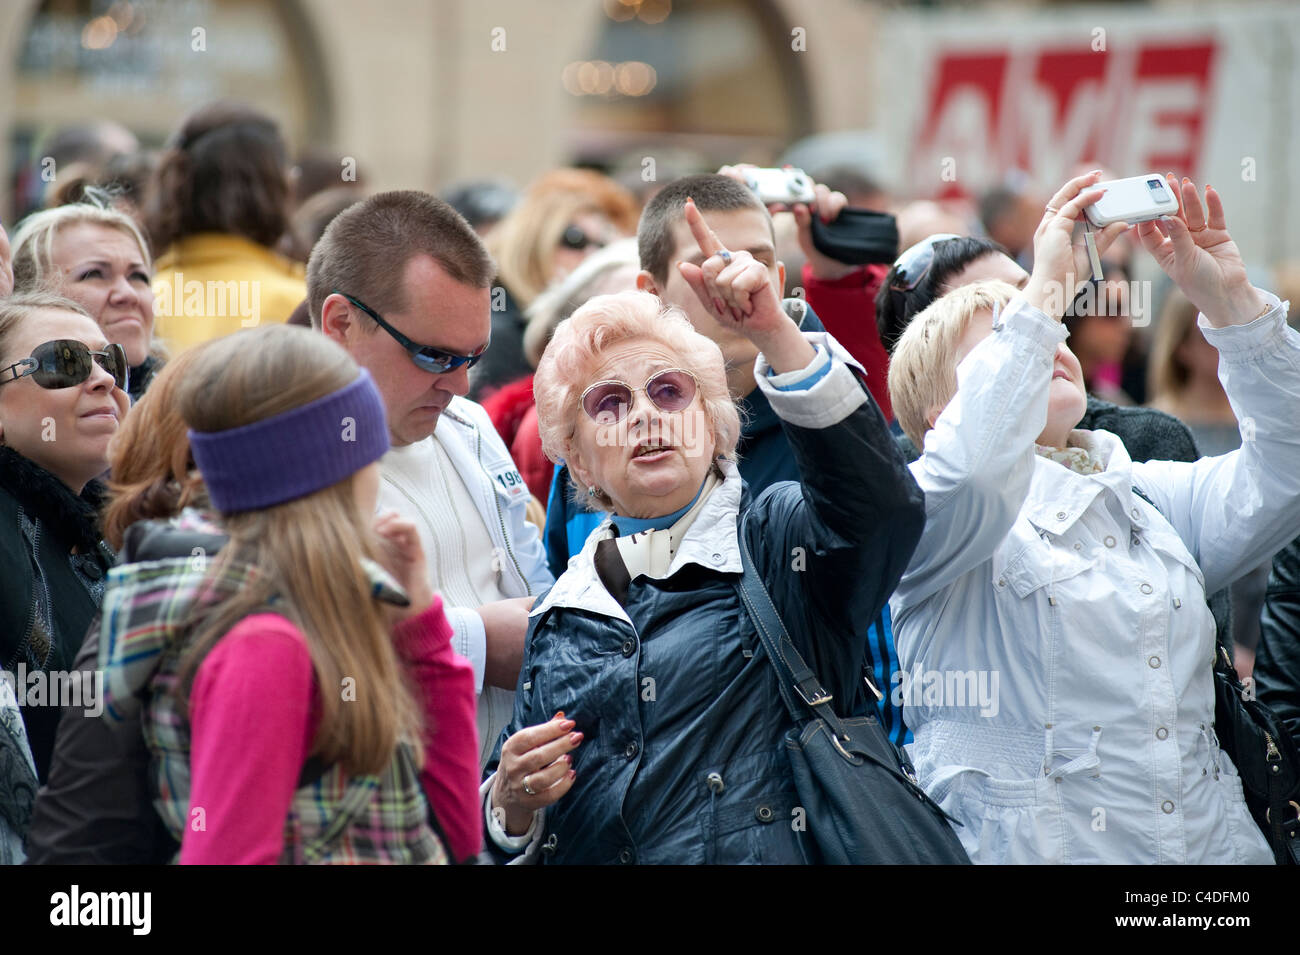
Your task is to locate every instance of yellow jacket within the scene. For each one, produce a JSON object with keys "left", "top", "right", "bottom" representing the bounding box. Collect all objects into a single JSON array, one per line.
[{"left": 152, "top": 233, "right": 306, "bottom": 353}]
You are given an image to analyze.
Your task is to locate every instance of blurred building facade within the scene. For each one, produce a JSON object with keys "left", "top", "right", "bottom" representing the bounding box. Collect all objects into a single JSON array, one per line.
[
  {"left": 0, "top": 0, "right": 872, "bottom": 219},
  {"left": 3, "top": 0, "right": 1297, "bottom": 270}
]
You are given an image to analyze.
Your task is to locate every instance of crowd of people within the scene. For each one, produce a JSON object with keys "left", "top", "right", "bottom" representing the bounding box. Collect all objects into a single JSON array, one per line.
[{"left": 1, "top": 99, "right": 1298, "bottom": 865}]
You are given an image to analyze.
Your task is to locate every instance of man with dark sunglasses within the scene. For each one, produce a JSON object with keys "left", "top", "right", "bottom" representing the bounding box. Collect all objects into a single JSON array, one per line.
[{"left": 309, "top": 191, "right": 553, "bottom": 771}]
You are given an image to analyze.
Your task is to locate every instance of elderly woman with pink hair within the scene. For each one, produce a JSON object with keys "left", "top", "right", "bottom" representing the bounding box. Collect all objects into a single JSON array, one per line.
[{"left": 478, "top": 201, "right": 926, "bottom": 864}]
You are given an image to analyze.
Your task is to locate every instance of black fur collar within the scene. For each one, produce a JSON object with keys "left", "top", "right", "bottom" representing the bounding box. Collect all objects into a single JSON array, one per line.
[
  {"left": 0, "top": 445, "right": 107, "bottom": 554},
  {"left": 129, "top": 356, "right": 160, "bottom": 404}
]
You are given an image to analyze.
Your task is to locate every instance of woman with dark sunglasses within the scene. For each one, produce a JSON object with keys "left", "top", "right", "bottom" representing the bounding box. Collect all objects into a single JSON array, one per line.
[
  {"left": 0, "top": 292, "right": 127, "bottom": 861},
  {"left": 480, "top": 197, "right": 927, "bottom": 864},
  {"left": 471, "top": 169, "right": 639, "bottom": 402}
]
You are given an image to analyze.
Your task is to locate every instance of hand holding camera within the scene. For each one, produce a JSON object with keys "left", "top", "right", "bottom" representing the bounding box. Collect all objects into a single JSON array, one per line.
[
  {"left": 677, "top": 197, "right": 816, "bottom": 374},
  {"left": 1021, "top": 170, "right": 1128, "bottom": 319},
  {"left": 718, "top": 163, "right": 896, "bottom": 280},
  {"left": 1135, "top": 176, "right": 1265, "bottom": 328}
]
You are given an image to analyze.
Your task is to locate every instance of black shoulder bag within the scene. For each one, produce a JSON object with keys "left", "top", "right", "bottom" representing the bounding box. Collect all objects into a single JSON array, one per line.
[
  {"left": 1212, "top": 640, "right": 1300, "bottom": 864},
  {"left": 733, "top": 518, "right": 970, "bottom": 865}
]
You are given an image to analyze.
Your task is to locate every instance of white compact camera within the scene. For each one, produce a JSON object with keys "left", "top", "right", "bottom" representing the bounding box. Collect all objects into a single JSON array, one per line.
[
  {"left": 743, "top": 166, "right": 817, "bottom": 205},
  {"left": 1084, "top": 174, "right": 1181, "bottom": 228}
]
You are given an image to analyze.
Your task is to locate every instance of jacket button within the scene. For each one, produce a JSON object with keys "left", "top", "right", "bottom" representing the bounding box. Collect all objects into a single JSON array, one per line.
[
  {"left": 82, "top": 561, "right": 104, "bottom": 580},
  {"left": 1161, "top": 800, "right": 1176, "bottom": 814},
  {"left": 711, "top": 553, "right": 724, "bottom": 564},
  {"left": 1156, "top": 727, "right": 1168, "bottom": 740},
  {"left": 1104, "top": 536, "right": 1116, "bottom": 548},
  {"left": 1139, "top": 582, "right": 1153, "bottom": 595},
  {"left": 1131, "top": 507, "right": 1142, "bottom": 519},
  {"left": 621, "top": 638, "right": 636, "bottom": 657},
  {"left": 706, "top": 772, "right": 724, "bottom": 794},
  {"left": 1132, "top": 536, "right": 1141, "bottom": 548},
  {"left": 625, "top": 741, "right": 638, "bottom": 759},
  {"left": 1056, "top": 511, "right": 1068, "bottom": 521},
  {"left": 618, "top": 847, "right": 633, "bottom": 864},
  {"left": 1148, "top": 655, "right": 1161, "bottom": 669},
  {"left": 541, "top": 833, "right": 558, "bottom": 856},
  {"left": 755, "top": 805, "right": 775, "bottom": 823},
  {"left": 997, "top": 578, "right": 1006, "bottom": 588}
]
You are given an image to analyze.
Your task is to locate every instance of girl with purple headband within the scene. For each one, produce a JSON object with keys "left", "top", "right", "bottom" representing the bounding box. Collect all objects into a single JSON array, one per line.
[{"left": 94, "top": 324, "right": 481, "bottom": 864}]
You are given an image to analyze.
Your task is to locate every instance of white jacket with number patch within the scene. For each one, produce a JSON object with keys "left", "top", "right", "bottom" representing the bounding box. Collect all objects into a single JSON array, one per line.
[{"left": 379, "top": 395, "right": 553, "bottom": 768}]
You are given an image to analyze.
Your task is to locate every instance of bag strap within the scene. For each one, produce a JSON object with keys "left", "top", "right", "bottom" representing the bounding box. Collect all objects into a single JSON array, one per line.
[{"left": 733, "top": 512, "right": 852, "bottom": 741}]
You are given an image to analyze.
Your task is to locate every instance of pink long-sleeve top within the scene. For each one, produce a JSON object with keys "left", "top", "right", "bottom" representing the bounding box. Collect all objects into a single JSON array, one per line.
[{"left": 180, "top": 596, "right": 481, "bottom": 864}]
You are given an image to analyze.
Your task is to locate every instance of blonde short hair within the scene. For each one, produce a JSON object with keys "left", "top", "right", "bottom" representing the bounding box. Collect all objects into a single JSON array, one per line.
[
  {"left": 11, "top": 194, "right": 152, "bottom": 292},
  {"left": 888, "top": 279, "right": 1019, "bottom": 449},
  {"left": 533, "top": 289, "right": 740, "bottom": 511}
]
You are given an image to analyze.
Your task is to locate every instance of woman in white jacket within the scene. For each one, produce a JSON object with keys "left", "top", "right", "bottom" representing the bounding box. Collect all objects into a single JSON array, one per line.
[{"left": 887, "top": 171, "right": 1295, "bottom": 864}]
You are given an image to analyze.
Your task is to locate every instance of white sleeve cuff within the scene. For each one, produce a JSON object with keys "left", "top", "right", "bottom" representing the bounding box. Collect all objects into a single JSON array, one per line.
[
  {"left": 481, "top": 772, "right": 545, "bottom": 862},
  {"left": 754, "top": 331, "right": 869, "bottom": 430},
  {"left": 765, "top": 343, "right": 831, "bottom": 389},
  {"left": 1199, "top": 291, "right": 1289, "bottom": 360},
  {"left": 445, "top": 606, "right": 487, "bottom": 697}
]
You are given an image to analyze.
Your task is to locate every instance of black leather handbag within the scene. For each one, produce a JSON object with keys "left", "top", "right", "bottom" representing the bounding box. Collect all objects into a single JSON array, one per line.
[
  {"left": 1213, "top": 638, "right": 1300, "bottom": 864},
  {"left": 733, "top": 522, "right": 970, "bottom": 865}
]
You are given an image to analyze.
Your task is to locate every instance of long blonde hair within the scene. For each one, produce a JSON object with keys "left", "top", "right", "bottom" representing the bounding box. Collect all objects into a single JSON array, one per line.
[
  {"left": 1146, "top": 289, "right": 1201, "bottom": 407},
  {"left": 175, "top": 325, "right": 419, "bottom": 776}
]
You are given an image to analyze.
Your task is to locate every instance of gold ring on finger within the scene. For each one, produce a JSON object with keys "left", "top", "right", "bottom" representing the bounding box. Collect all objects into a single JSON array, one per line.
[{"left": 522, "top": 775, "right": 537, "bottom": 796}]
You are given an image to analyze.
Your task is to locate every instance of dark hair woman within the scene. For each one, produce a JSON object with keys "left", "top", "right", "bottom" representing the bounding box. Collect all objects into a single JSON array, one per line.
[{"left": 145, "top": 101, "right": 306, "bottom": 355}]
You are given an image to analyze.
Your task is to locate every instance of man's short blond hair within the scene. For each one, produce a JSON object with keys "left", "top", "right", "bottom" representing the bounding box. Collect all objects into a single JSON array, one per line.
[{"left": 888, "top": 279, "right": 1020, "bottom": 449}]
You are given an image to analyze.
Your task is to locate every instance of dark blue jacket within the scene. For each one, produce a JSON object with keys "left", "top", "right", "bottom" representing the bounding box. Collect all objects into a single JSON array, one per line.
[{"left": 489, "top": 337, "right": 925, "bottom": 863}]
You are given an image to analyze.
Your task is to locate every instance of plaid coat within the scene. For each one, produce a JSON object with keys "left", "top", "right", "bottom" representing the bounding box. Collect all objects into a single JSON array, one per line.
[{"left": 100, "top": 549, "right": 447, "bottom": 865}]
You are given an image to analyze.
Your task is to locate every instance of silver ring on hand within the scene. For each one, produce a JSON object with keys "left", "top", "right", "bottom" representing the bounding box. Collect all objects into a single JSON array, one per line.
[
  {"left": 1045, "top": 204, "right": 1060, "bottom": 214},
  {"left": 716, "top": 249, "right": 732, "bottom": 264},
  {"left": 522, "top": 775, "right": 537, "bottom": 796}
]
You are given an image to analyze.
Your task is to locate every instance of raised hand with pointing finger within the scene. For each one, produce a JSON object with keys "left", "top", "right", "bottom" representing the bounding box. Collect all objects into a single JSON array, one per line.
[{"left": 675, "top": 198, "right": 816, "bottom": 374}]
